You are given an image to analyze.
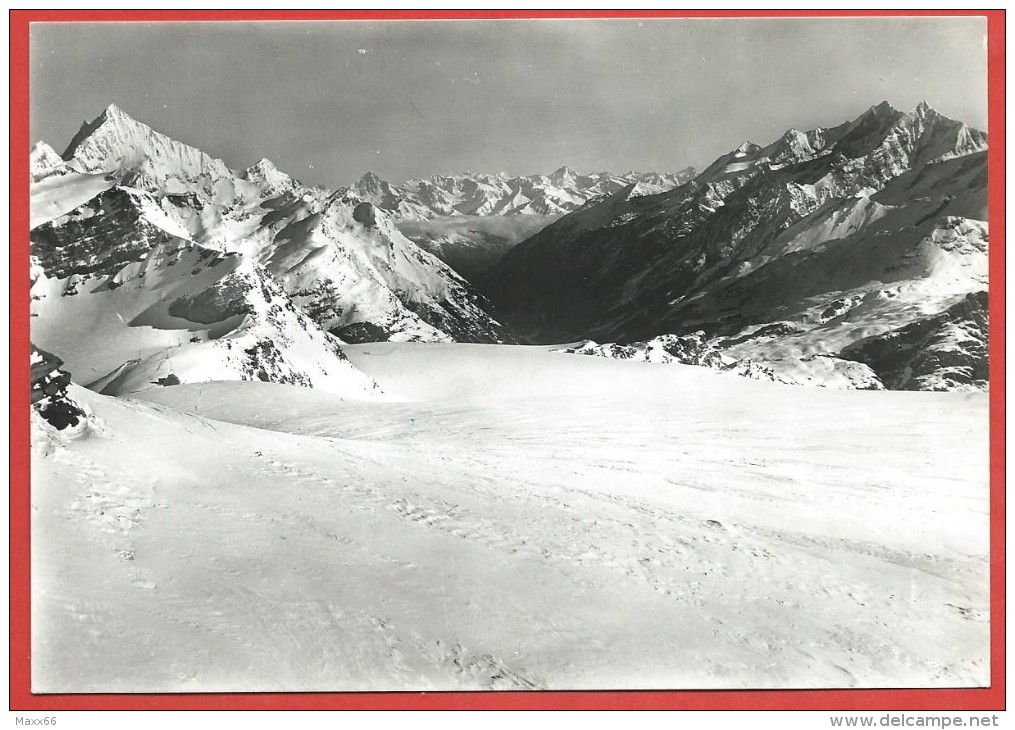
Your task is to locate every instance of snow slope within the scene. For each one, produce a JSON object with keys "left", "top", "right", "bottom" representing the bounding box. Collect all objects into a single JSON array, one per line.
[
  {"left": 29, "top": 194, "right": 379, "bottom": 398},
  {"left": 33, "top": 344, "right": 988, "bottom": 691}
]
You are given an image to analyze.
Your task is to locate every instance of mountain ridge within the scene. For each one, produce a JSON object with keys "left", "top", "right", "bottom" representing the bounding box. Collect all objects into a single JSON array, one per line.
[
  {"left": 30, "top": 104, "right": 513, "bottom": 397},
  {"left": 481, "top": 100, "right": 988, "bottom": 390},
  {"left": 350, "top": 165, "right": 697, "bottom": 220},
  {"left": 30, "top": 100, "right": 989, "bottom": 393}
]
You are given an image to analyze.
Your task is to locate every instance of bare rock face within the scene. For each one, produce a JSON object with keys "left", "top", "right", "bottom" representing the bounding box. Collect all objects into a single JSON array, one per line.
[
  {"left": 31, "top": 187, "right": 185, "bottom": 280},
  {"left": 166, "top": 274, "right": 256, "bottom": 325}
]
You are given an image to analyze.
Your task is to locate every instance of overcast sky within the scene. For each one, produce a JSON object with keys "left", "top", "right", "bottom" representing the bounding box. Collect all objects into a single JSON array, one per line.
[{"left": 30, "top": 17, "right": 988, "bottom": 186}]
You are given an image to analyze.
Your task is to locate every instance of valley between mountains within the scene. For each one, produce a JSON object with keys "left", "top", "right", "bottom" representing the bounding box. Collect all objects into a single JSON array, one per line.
[{"left": 29, "top": 100, "right": 990, "bottom": 691}]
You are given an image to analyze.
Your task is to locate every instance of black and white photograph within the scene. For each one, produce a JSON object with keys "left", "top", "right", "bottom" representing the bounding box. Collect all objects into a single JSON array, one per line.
[{"left": 27, "top": 15, "right": 991, "bottom": 693}]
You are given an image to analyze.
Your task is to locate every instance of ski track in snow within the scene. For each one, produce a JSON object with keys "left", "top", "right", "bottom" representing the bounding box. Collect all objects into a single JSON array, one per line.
[{"left": 32, "top": 344, "right": 989, "bottom": 692}]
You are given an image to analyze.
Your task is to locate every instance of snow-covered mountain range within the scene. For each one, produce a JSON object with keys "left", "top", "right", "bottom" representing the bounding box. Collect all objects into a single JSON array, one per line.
[
  {"left": 351, "top": 166, "right": 696, "bottom": 220},
  {"left": 355, "top": 166, "right": 696, "bottom": 278},
  {"left": 483, "top": 101, "right": 989, "bottom": 390},
  {"left": 30, "top": 104, "right": 511, "bottom": 397},
  {"left": 29, "top": 100, "right": 989, "bottom": 397}
]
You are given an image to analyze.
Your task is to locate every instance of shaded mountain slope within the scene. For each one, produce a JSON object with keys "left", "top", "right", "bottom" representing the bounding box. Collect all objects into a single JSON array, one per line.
[{"left": 481, "top": 101, "right": 988, "bottom": 389}]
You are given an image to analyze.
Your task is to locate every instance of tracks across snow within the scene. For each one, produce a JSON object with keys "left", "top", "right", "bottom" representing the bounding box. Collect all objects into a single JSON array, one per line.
[{"left": 33, "top": 345, "right": 989, "bottom": 691}]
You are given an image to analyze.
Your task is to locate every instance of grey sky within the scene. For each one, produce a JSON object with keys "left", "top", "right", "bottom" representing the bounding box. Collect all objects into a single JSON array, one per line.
[{"left": 30, "top": 17, "right": 987, "bottom": 186}]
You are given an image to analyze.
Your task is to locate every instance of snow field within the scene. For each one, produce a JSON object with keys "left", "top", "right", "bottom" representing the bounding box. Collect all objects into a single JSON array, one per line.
[{"left": 33, "top": 344, "right": 989, "bottom": 691}]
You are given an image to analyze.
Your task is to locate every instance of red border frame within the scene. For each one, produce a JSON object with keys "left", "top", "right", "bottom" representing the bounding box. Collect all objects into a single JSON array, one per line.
[{"left": 8, "top": 9, "right": 1005, "bottom": 712}]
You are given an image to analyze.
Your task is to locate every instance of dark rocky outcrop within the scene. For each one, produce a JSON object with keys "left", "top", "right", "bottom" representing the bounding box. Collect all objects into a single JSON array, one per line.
[
  {"left": 840, "top": 292, "right": 988, "bottom": 391},
  {"left": 31, "top": 345, "right": 87, "bottom": 430}
]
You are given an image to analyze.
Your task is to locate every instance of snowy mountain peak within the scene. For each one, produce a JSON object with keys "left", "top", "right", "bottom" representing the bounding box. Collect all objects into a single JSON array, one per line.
[
  {"left": 351, "top": 171, "right": 404, "bottom": 212},
  {"left": 549, "top": 165, "right": 576, "bottom": 186},
  {"left": 32, "top": 140, "right": 61, "bottom": 164},
  {"left": 871, "top": 100, "right": 900, "bottom": 116},
  {"left": 102, "top": 102, "right": 130, "bottom": 122},
  {"left": 776, "top": 128, "right": 809, "bottom": 152},
  {"left": 897, "top": 102, "right": 987, "bottom": 161},
  {"left": 907, "top": 101, "right": 962, "bottom": 131},
  {"left": 837, "top": 101, "right": 904, "bottom": 142},
  {"left": 30, "top": 141, "right": 67, "bottom": 182},
  {"left": 248, "top": 157, "right": 279, "bottom": 173},
  {"left": 59, "top": 104, "right": 233, "bottom": 196},
  {"left": 243, "top": 157, "right": 293, "bottom": 193},
  {"left": 356, "top": 170, "right": 386, "bottom": 189},
  {"left": 734, "top": 141, "right": 760, "bottom": 156},
  {"left": 62, "top": 103, "right": 144, "bottom": 160},
  {"left": 31, "top": 104, "right": 514, "bottom": 396}
]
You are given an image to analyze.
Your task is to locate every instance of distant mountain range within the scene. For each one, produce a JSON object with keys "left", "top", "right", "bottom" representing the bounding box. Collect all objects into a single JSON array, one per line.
[
  {"left": 29, "top": 100, "right": 989, "bottom": 396},
  {"left": 351, "top": 166, "right": 697, "bottom": 220},
  {"left": 353, "top": 166, "right": 697, "bottom": 279}
]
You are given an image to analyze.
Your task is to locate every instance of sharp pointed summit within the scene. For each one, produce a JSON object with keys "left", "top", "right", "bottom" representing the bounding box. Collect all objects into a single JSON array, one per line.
[
  {"left": 913, "top": 99, "right": 942, "bottom": 120},
  {"left": 356, "top": 170, "right": 386, "bottom": 188},
  {"left": 103, "top": 102, "right": 128, "bottom": 119},
  {"left": 30, "top": 141, "right": 68, "bottom": 182},
  {"left": 871, "top": 99, "right": 900, "bottom": 115},
  {"left": 549, "top": 165, "right": 576, "bottom": 186},
  {"left": 57, "top": 103, "right": 234, "bottom": 197}
]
